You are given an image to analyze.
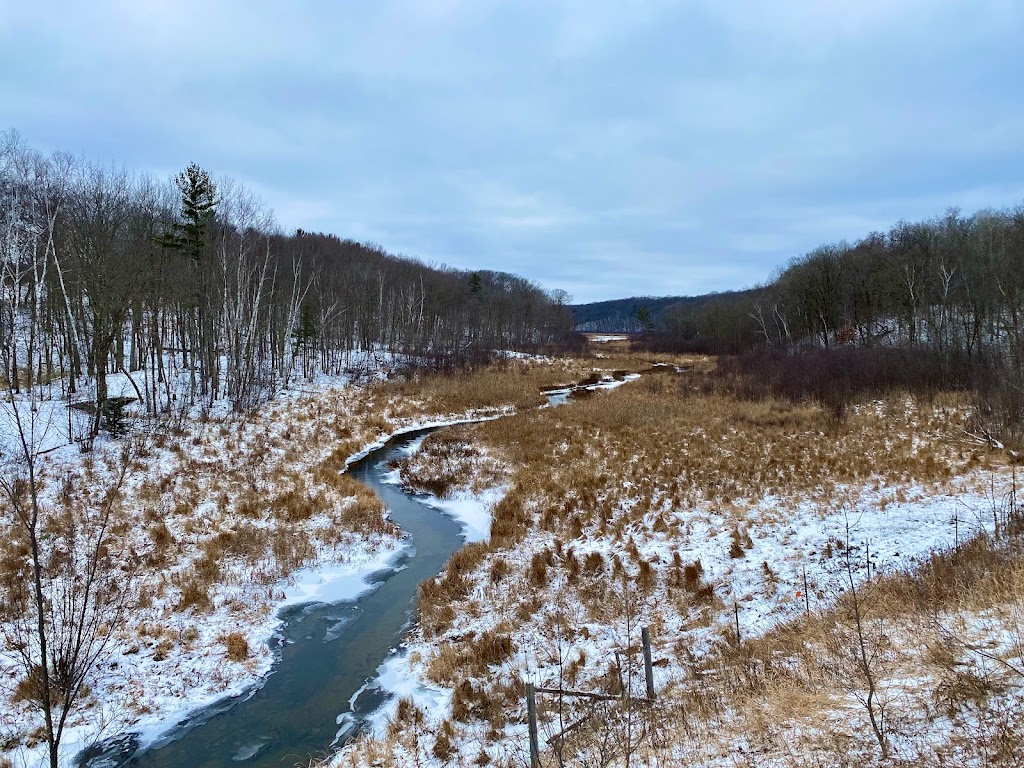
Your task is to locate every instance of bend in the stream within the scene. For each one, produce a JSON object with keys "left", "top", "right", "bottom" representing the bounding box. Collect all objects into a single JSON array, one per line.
[
  {"left": 77, "top": 372, "right": 645, "bottom": 768},
  {"left": 78, "top": 427, "right": 464, "bottom": 768}
]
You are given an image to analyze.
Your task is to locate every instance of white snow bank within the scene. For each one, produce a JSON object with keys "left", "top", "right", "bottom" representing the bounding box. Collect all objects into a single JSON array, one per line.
[
  {"left": 414, "top": 487, "right": 506, "bottom": 543},
  {"left": 360, "top": 648, "right": 453, "bottom": 740},
  {"left": 278, "top": 541, "right": 412, "bottom": 608}
]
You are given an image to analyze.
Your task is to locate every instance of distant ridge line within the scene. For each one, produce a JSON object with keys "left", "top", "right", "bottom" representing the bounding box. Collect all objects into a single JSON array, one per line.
[{"left": 570, "top": 291, "right": 751, "bottom": 333}]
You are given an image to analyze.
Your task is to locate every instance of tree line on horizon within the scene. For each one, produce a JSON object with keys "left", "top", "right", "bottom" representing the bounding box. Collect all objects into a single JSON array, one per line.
[
  {"left": 0, "top": 131, "right": 573, "bottom": 432},
  {"left": 648, "top": 205, "right": 1024, "bottom": 366},
  {"left": 636, "top": 204, "right": 1024, "bottom": 441}
]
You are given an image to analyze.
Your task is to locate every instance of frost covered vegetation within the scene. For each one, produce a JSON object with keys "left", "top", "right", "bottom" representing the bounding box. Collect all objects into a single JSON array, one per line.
[
  {"left": 333, "top": 354, "right": 1024, "bottom": 768},
  {"left": 0, "top": 356, "right": 594, "bottom": 767},
  {"left": 0, "top": 129, "right": 577, "bottom": 768}
]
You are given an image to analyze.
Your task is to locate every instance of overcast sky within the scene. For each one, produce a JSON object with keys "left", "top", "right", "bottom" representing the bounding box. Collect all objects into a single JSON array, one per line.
[{"left": 3, "top": 1, "right": 1023, "bottom": 302}]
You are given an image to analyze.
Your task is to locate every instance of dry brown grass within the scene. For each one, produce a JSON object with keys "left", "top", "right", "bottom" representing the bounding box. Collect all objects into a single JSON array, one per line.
[
  {"left": 377, "top": 359, "right": 592, "bottom": 415},
  {"left": 425, "top": 628, "right": 516, "bottom": 686},
  {"left": 396, "top": 426, "right": 507, "bottom": 499},
  {"left": 9, "top": 359, "right": 610, "bottom": 635},
  {"left": 113, "top": 360, "right": 631, "bottom": 634},
  {"left": 15, "top": 350, "right": 1013, "bottom": 766},
  {"left": 419, "top": 542, "right": 493, "bottom": 636},
  {"left": 459, "top": 528, "right": 1023, "bottom": 768},
  {"left": 175, "top": 576, "right": 212, "bottom": 612},
  {"left": 333, "top": 361, "right": 1023, "bottom": 768},
  {"left": 411, "top": 374, "right": 982, "bottom": 637},
  {"left": 659, "top": 528, "right": 1024, "bottom": 767},
  {"left": 221, "top": 631, "right": 250, "bottom": 661}
]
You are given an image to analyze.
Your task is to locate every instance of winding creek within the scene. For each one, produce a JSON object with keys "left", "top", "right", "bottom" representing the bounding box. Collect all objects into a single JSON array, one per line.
[{"left": 78, "top": 374, "right": 636, "bottom": 768}]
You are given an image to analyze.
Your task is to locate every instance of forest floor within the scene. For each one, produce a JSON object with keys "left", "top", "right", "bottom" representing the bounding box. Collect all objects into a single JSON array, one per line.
[
  {"left": 328, "top": 354, "right": 1024, "bottom": 768},
  {"left": 0, "top": 354, "right": 604, "bottom": 768}
]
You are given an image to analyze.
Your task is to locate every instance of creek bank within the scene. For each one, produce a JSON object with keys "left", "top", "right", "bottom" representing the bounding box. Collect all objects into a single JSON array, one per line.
[{"left": 77, "top": 371, "right": 644, "bottom": 768}]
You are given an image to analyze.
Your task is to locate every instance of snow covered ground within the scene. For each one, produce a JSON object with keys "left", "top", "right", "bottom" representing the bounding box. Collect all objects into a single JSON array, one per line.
[
  {"left": 328, "top": 381, "right": 1023, "bottom": 768},
  {"left": 59, "top": 540, "right": 411, "bottom": 766},
  {"left": 0, "top": 361, "right": 539, "bottom": 768},
  {"left": 6, "top": 358, "right": 1017, "bottom": 768},
  {"left": 336, "top": 475, "right": 1012, "bottom": 765}
]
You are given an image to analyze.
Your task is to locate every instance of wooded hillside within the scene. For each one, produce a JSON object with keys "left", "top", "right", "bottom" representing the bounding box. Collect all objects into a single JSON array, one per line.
[{"left": 0, "top": 132, "right": 573, "bottom": 430}]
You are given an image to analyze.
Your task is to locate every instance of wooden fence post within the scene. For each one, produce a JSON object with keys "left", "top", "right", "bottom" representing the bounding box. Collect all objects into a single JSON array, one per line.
[
  {"left": 733, "top": 600, "right": 741, "bottom": 646},
  {"left": 526, "top": 682, "right": 540, "bottom": 768},
  {"left": 641, "top": 626, "right": 655, "bottom": 701},
  {"left": 802, "top": 564, "right": 809, "bottom": 615}
]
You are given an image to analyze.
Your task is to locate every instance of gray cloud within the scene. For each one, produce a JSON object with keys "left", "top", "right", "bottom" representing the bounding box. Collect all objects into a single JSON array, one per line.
[{"left": 3, "top": 0, "right": 1023, "bottom": 301}]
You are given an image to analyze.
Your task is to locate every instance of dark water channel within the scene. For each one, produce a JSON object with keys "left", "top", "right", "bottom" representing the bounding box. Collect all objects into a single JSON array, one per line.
[
  {"left": 79, "top": 376, "right": 633, "bottom": 768},
  {"left": 79, "top": 427, "right": 464, "bottom": 768}
]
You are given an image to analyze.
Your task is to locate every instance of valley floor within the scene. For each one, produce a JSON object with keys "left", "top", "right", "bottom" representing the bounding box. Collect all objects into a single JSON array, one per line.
[
  {"left": 330, "top": 358, "right": 1024, "bottom": 768},
  {"left": 4, "top": 353, "right": 1021, "bottom": 768},
  {"left": 0, "top": 356, "right": 594, "bottom": 768}
]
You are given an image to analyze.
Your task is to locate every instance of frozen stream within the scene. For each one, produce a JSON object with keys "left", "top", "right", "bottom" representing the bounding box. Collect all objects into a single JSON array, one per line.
[
  {"left": 78, "top": 425, "right": 463, "bottom": 768},
  {"left": 77, "top": 374, "right": 636, "bottom": 768}
]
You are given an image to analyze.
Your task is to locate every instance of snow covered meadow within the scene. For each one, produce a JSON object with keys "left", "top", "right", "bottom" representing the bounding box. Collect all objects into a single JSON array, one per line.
[
  {"left": 3, "top": 351, "right": 1022, "bottom": 768},
  {"left": 0, "top": 356, "right": 584, "bottom": 768},
  {"left": 331, "top": 362, "right": 1024, "bottom": 768}
]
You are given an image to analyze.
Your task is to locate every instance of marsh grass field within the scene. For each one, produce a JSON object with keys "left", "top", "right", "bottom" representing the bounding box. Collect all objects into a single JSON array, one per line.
[
  {"left": 3, "top": 348, "right": 1021, "bottom": 768},
  {"left": 0, "top": 356, "right": 599, "bottom": 765},
  {"left": 331, "top": 351, "right": 1024, "bottom": 768}
]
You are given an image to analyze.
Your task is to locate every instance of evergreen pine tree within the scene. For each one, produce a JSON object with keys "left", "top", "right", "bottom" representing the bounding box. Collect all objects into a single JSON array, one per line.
[{"left": 155, "top": 162, "right": 218, "bottom": 261}]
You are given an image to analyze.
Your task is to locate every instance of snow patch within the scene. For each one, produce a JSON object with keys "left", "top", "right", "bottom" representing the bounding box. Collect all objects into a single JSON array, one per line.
[
  {"left": 416, "top": 487, "right": 506, "bottom": 543},
  {"left": 278, "top": 542, "right": 411, "bottom": 608}
]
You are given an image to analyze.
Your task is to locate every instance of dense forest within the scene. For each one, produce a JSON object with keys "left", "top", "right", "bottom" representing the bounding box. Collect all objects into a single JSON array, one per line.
[
  {"left": 648, "top": 207, "right": 1024, "bottom": 364},
  {"left": 570, "top": 291, "right": 757, "bottom": 333},
  {"left": 633, "top": 206, "right": 1024, "bottom": 443},
  {"left": 0, "top": 132, "right": 573, "bottom": 431}
]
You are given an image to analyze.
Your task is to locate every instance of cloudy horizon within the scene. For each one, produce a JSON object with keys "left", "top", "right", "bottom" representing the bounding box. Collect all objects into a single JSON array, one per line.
[{"left": 3, "top": 0, "right": 1023, "bottom": 303}]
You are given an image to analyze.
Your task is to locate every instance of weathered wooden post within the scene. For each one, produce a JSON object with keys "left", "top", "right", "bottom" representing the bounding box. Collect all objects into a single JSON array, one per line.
[
  {"left": 641, "top": 626, "right": 655, "bottom": 701},
  {"left": 526, "top": 682, "right": 540, "bottom": 768},
  {"left": 1010, "top": 464, "right": 1017, "bottom": 526},
  {"left": 733, "top": 600, "right": 741, "bottom": 646},
  {"left": 802, "top": 564, "right": 810, "bottom": 615}
]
